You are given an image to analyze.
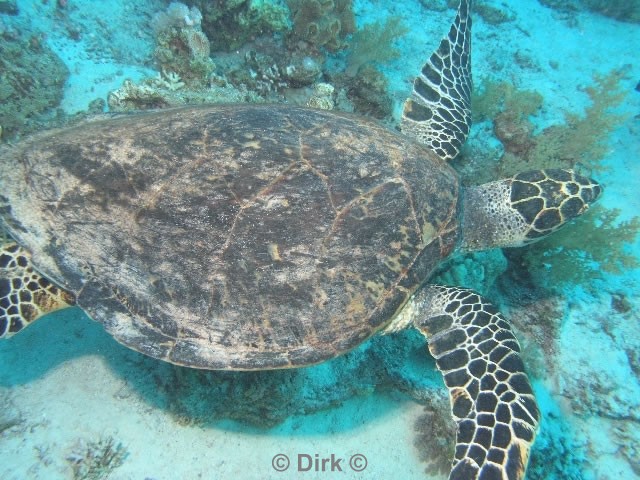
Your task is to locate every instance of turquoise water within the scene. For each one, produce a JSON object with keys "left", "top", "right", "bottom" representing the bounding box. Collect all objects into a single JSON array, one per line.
[{"left": 1, "top": 1, "right": 639, "bottom": 479}]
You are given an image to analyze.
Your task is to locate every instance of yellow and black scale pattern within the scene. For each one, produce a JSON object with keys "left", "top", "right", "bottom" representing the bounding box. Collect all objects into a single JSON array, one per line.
[{"left": 0, "top": 242, "right": 75, "bottom": 337}]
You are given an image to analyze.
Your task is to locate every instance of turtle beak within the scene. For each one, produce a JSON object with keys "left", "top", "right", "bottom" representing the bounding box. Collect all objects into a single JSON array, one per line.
[{"left": 564, "top": 171, "right": 602, "bottom": 218}]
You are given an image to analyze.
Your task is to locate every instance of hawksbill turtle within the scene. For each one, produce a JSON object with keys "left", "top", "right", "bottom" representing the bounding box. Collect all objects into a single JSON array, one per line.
[{"left": 0, "top": 1, "right": 601, "bottom": 478}]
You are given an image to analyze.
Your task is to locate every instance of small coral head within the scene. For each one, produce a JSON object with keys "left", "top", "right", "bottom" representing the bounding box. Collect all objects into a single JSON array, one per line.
[{"left": 509, "top": 169, "right": 602, "bottom": 244}]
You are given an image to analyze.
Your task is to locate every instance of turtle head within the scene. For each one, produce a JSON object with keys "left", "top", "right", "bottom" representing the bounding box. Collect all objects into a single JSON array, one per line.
[{"left": 459, "top": 169, "right": 602, "bottom": 252}]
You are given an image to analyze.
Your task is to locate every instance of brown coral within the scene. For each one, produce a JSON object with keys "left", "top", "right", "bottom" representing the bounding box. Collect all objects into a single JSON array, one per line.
[
  {"left": 184, "top": 29, "right": 210, "bottom": 59},
  {"left": 154, "top": 26, "right": 214, "bottom": 86},
  {"left": 287, "top": 0, "right": 355, "bottom": 51}
]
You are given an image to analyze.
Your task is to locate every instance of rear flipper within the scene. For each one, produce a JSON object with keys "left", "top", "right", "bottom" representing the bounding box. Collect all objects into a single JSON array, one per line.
[
  {"left": 1, "top": 242, "right": 75, "bottom": 337},
  {"left": 412, "top": 284, "right": 539, "bottom": 480}
]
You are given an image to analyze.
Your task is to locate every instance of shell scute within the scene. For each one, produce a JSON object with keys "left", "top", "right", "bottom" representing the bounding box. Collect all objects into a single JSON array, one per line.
[{"left": 0, "top": 104, "right": 460, "bottom": 369}]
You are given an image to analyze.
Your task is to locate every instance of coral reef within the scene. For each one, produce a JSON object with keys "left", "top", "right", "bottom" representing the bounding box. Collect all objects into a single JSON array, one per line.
[
  {"left": 192, "top": 0, "right": 291, "bottom": 52},
  {"left": 152, "top": 2, "right": 215, "bottom": 87},
  {"left": 526, "top": 411, "right": 586, "bottom": 479},
  {"left": 226, "top": 47, "right": 323, "bottom": 98},
  {"left": 472, "top": 80, "right": 543, "bottom": 126},
  {"left": 152, "top": 343, "right": 384, "bottom": 428},
  {"left": 0, "top": 32, "right": 69, "bottom": 140},
  {"left": 282, "top": 53, "right": 322, "bottom": 87},
  {"left": 470, "top": 70, "right": 628, "bottom": 178},
  {"left": 306, "top": 82, "right": 335, "bottom": 110},
  {"left": 151, "top": 2, "right": 204, "bottom": 33},
  {"left": 107, "top": 73, "right": 262, "bottom": 112},
  {"left": 287, "top": 0, "right": 355, "bottom": 52},
  {"left": 457, "top": 71, "right": 639, "bottom": 288},
  {"left": 525, "top": 70, "right": 628, "bottom": 174},
  {"left": 432, "top": 250, "right": 508, "bottom": 296},
  {"left": 66, "top": 436, "right": 128, "bottom": 480},
  {"left": 232, "top": 49, "right": 288, "bottom": 95},
  {"left": 143, "top": 329, "right": 444, "bottom": 430}
]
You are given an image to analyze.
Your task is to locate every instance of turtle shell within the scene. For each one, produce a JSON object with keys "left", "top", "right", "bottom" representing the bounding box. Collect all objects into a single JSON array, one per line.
[{"left": 0, "top": 105, "right": 460, "bottom": 369}]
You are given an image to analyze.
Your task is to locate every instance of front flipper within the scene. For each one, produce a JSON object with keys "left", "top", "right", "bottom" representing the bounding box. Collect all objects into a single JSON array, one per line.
[
  {"left": 1, "top": 242, "right": 75, "bottom": 337},
  {"left": 412, "top": 284, "right": 539, "bottom": 480},
  {"left": 401, "top": 0, "right": 472, "bottom": 161}
]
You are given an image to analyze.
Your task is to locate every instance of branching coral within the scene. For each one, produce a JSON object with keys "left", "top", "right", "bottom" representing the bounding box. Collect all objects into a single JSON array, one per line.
[
  {"left": 287, "top": 0, "right": 355, "bottom": 52},
  {"left": 66, "top": 436, "right": 128, "bottom": 480}
]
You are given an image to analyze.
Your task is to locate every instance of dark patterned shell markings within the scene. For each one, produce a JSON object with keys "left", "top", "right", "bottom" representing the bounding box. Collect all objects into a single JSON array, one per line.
[{"left": 0, "top": 105, "right": 460, "bottom": 369}]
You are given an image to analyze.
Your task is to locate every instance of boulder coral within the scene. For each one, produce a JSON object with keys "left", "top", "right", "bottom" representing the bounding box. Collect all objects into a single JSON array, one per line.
[
  {"left": 287, "top": 0, "right": 355, "bottom": 52},
  {"left": 151, "top": 2, "right": 214, "bottom": 86},
  {"left": 191, "top": 0, "right": 291, "bottom": 52}
]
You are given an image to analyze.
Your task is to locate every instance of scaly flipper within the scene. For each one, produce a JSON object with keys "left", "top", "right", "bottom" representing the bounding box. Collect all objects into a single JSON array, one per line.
[
  {"left": 0, "top": 242, "right": 75, "bottom": 337},
  {"left": 412, "top": 284, "right": 539, "bottom": 480},
  {"left": 401, "top": 0, "right": 472, "bottom": 161}
]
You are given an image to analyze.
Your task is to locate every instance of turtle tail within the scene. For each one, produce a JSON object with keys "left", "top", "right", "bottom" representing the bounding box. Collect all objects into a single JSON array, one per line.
[{"left": 0, "top": 242, "right": 75, "bottom": 338}]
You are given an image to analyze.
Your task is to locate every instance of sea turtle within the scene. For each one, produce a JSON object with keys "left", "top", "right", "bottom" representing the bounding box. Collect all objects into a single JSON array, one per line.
[{"left": 0, "top": 1, "right": 601, "bottom": 479}]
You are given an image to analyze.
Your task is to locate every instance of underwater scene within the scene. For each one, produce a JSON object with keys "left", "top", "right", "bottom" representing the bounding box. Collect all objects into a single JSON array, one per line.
[{"left": 0, "top": 0, "right": 639, "bottom": 478}]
